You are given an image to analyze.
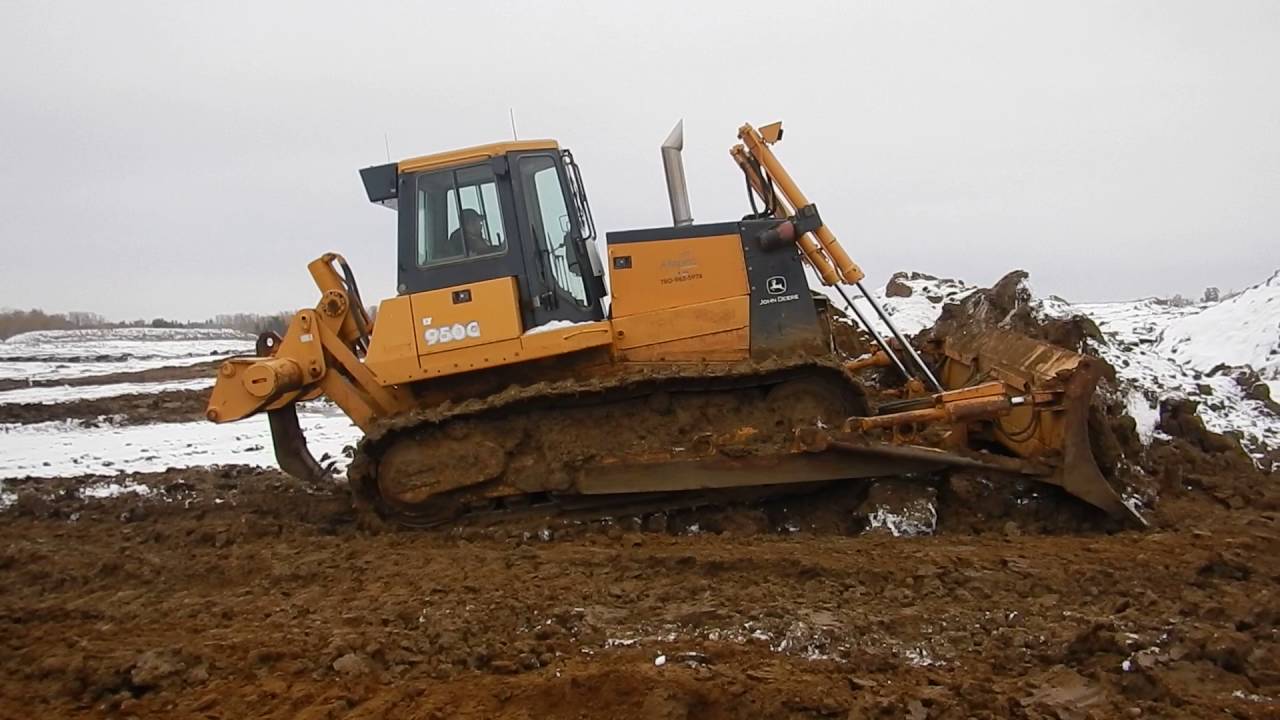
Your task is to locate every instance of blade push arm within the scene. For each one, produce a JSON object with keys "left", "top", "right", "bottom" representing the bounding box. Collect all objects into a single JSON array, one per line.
[{"left": 732, "top": 121, "right": 943, "bottom": 392}]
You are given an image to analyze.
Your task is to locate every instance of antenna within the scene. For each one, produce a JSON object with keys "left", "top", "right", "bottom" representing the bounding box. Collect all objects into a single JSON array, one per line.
[
  {"left": 509, "top": 108, "right": 519, "bottom": 140},
  {"left": 383, "top": 133, "right": 391, "bottom": 162}
]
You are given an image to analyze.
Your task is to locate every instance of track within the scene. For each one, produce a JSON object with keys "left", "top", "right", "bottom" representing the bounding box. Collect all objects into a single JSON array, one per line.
[{"left": 348, "top": 359, "right": 870, "bottom": 527}]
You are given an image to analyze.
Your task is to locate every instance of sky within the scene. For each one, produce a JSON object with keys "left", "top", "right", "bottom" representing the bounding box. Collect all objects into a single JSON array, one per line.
[{"left": 1, "top": 0, "right": 1277, "bottom": 320}]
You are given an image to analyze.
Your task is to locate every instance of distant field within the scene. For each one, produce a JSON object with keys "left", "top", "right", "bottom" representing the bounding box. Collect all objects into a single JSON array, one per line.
[{"left": 0, "top": 328, "right": 360, "bottom": 484}]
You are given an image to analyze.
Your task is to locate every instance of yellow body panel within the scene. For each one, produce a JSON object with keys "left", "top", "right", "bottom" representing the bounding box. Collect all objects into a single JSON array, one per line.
[
  {"left": 619, "top": 329, "right": 750, "bottom": 363},
  {"left": 416, "top": 337, "right": 527, "bottom": 378},
  {"left": 612, "top": 296, "right": 749, "bottom": 352},
  {"left": 409, "top": 277, "right": 523, "bottom": 357},
  {"left": 363, "top": 296, "right": 419, "bottom": 383},
  {"left": 608, "top": 235, "right": 749, "bottom": 317},
  {"left": 520, "top": 321, "right": 613, "bottom": 355},
  {"left": 412, "top": 321, "right": 614, "bottom": 380},
  {"left": 398, "top": 139, "right": 559, "bottom": 174}
]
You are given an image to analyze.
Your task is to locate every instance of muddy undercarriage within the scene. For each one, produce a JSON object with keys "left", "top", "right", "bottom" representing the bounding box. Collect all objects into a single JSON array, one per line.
[{"left": 336, "top": 343, "right": 1137, "bottom": 528}]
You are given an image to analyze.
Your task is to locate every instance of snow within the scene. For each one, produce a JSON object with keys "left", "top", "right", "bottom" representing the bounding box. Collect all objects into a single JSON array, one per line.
[
  {"left": 0, "top": 378, "right": 214, "bottom": 405},
  {"left": 805, "top": 267, "right": 976, "bottom": 337},
  {"left": 523, "top": 319, "right": 599, "bottom": 336},
  {"left": 81, "top": 481, "right": 154, "bottom": 499},
  {"left": 865, "top": 501, "right": 938, "bottom": 537},
  {"left": 0, "top": 327, "right": 251, "bottom": 383},
  {"left": 4, "top": 327, "right": 251, "bottom": 345},
  {"left": 0, "top": 404, "right": 360, "bottom": 479},
  {"left": 1069, "top": 295, "right": 1280, "bottom": 461},
  {"left": 866, "top": 277, "right": 977, "bottom": 337},
  {"left": 0, "top": 327, "right": 353, "bottom": 486},
  {"left": 0, "top": 353, "right": 234, "bottom": 384},
  {"left": 1157, "top": 270, "right": 1280, "bottom": 398}
]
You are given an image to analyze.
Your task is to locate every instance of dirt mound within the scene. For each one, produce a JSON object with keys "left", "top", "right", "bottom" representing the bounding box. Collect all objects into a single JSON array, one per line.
[
  {"left": 2, "top": 468, "right": 1278, "bottom": 718},
  {"left": 912, "top": 270, "right": 1273, "bottom": 526},
  {"left": 1141, "top": 399, "right": 1280, "bottom": 522},
  {"left": 927, "top": 269, "right": 1104, "bottom": 353},
  {"left": 0, "top": 389, "right": 209, "bottom": 426}
]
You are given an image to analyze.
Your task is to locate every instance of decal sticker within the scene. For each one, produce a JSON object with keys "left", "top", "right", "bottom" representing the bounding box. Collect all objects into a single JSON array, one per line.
[
  {"left": 425, "top": 321, "right": 482, "bottom": 346},
  {"left": 766, "top": 276, "right": 787, "bottom": 295},
  {"left": 658, "top": 251, "right": 703, "bottom": 285}
]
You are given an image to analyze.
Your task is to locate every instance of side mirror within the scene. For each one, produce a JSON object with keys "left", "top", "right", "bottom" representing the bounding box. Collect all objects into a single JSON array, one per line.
[{"left": 580, "top": 237, "right": 604, "bottom": 278}]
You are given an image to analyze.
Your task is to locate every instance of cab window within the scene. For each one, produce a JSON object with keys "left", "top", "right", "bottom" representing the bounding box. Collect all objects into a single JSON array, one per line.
[
  {"left": 415, "top": 164, "right": 506, "bottom": 266},
  {"left": 517, "top": 155, "right": 589, "bottom": 307}
]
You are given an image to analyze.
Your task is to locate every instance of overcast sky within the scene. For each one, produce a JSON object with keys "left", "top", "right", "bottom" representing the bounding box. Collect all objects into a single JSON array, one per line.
[{"left": 2, "top": 1, "right": 1277, "bottom": 320}]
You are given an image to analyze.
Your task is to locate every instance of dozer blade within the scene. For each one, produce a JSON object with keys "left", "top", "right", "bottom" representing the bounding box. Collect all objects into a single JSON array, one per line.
[
  {"left": 939, "top": 326, "right": 1145, "bottom": 526},
  {"left": 267, "top": 405, "right": 332, "bottom": 485}
]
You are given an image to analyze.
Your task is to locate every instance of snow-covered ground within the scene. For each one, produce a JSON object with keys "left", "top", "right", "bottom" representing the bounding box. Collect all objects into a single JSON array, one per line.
[
  {"left": 0, "top": 403, "right": 360, "bottom": 479},
  {"left": 1072, "top": 292, "right": 1280, "bottom": 457},
  {"left": 0, "top": 327, "right": 252, "bottom": 383},
  {"left": 0, "top": 378, "right": 215, "bottom": 405},
  {"left": 0, "top": 327, "right": 361, "bottom": 491},
  {"left": 1157, "top": 270, "right": 1280, "bottom": 398},
  {"left": 3, "top": 326, "right": 251, "bottom": 350}
]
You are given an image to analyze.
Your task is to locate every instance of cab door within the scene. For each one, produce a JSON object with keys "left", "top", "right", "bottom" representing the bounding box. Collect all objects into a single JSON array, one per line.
[
  {"left": 509, "top": 151, "right": 605, "bottom": 328},
  {"left": 396, "top": 160, "right": 531, "bottom": 305}
]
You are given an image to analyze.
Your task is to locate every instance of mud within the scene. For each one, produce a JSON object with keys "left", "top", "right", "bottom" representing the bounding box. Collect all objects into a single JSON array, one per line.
[
  {"left": 2, "top": 467, "right": 1277, "bottom": 719},
  {"left": 364, "top": 368, "right": 864, "bottom": 518},
  {"left": 0, "top": 389, "right": 209, "bottom": 426}
]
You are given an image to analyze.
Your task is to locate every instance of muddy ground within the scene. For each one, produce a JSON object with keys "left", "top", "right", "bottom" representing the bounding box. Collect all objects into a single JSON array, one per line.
[
  {"left": 1, "top": 466, "right": 1277, "bottom": 719},
  {"left": 0, "top": 389, "right": 209, "bottom": 426}
]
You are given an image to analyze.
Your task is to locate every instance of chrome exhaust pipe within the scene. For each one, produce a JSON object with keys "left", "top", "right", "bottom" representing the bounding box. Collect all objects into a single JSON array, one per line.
[{"left": 661, "top": 120, "right": 693, "bottom": 226}]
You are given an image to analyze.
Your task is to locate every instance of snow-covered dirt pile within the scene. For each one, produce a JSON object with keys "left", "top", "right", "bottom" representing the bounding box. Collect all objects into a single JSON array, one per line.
[
  {"left": 868, "top": 272, "right": 979, "bottom": 335},
  {"left": 804, "top": 268, "right": 978, "bottom": 337},
  {"left": 0, "top": 327, "right": 253, "bottom": 382},
  {"left": 1071, "top": 289, "right": 1280, "bottom": 463},
  {"left": 1156, "top": 270, "right": 1280, "bottom": 398},
  {"left": 829, "top": 269, "right": 1280, "bottom": 463}
]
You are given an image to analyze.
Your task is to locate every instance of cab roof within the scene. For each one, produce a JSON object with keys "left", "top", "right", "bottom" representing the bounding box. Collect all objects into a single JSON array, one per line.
[{"left": 397, "top": 139, "right": 560, "bottom": 173}]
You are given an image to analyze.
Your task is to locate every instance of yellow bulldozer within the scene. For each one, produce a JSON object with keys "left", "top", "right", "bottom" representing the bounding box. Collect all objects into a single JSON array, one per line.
[{"left": 206, "top": 120, "right": 1141, "bottom": 527}]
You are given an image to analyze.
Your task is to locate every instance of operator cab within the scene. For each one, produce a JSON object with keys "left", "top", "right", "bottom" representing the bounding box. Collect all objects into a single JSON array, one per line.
[{"left": 360, "top": 141, "right": 607, "bottom": 331}]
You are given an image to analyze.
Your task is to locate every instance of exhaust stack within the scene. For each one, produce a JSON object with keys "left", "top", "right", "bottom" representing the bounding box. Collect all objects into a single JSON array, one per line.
[{"left": 661, "top": 120, "right": 693, "bottom": 226}]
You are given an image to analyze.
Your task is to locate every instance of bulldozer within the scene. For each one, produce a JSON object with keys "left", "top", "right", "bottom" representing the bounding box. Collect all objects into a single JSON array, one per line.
[{"left": 206, "top": 120, "right": 1142, "bottom": 527}]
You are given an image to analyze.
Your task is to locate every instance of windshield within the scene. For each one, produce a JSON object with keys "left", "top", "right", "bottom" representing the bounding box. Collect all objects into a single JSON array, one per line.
[{"left": 415, "top": 164, "right": 506, "bottom": 266}]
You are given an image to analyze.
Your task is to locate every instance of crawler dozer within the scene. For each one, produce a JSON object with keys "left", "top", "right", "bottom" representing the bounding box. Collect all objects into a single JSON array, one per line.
[{"left": 206, "top": 121, "right": 1142, "bottom": 527}]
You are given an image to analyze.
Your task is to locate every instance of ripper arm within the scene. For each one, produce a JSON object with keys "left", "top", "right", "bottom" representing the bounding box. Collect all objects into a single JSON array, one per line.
[{"left": 205, "top": 253, "right": 412, "bottom": 432}]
